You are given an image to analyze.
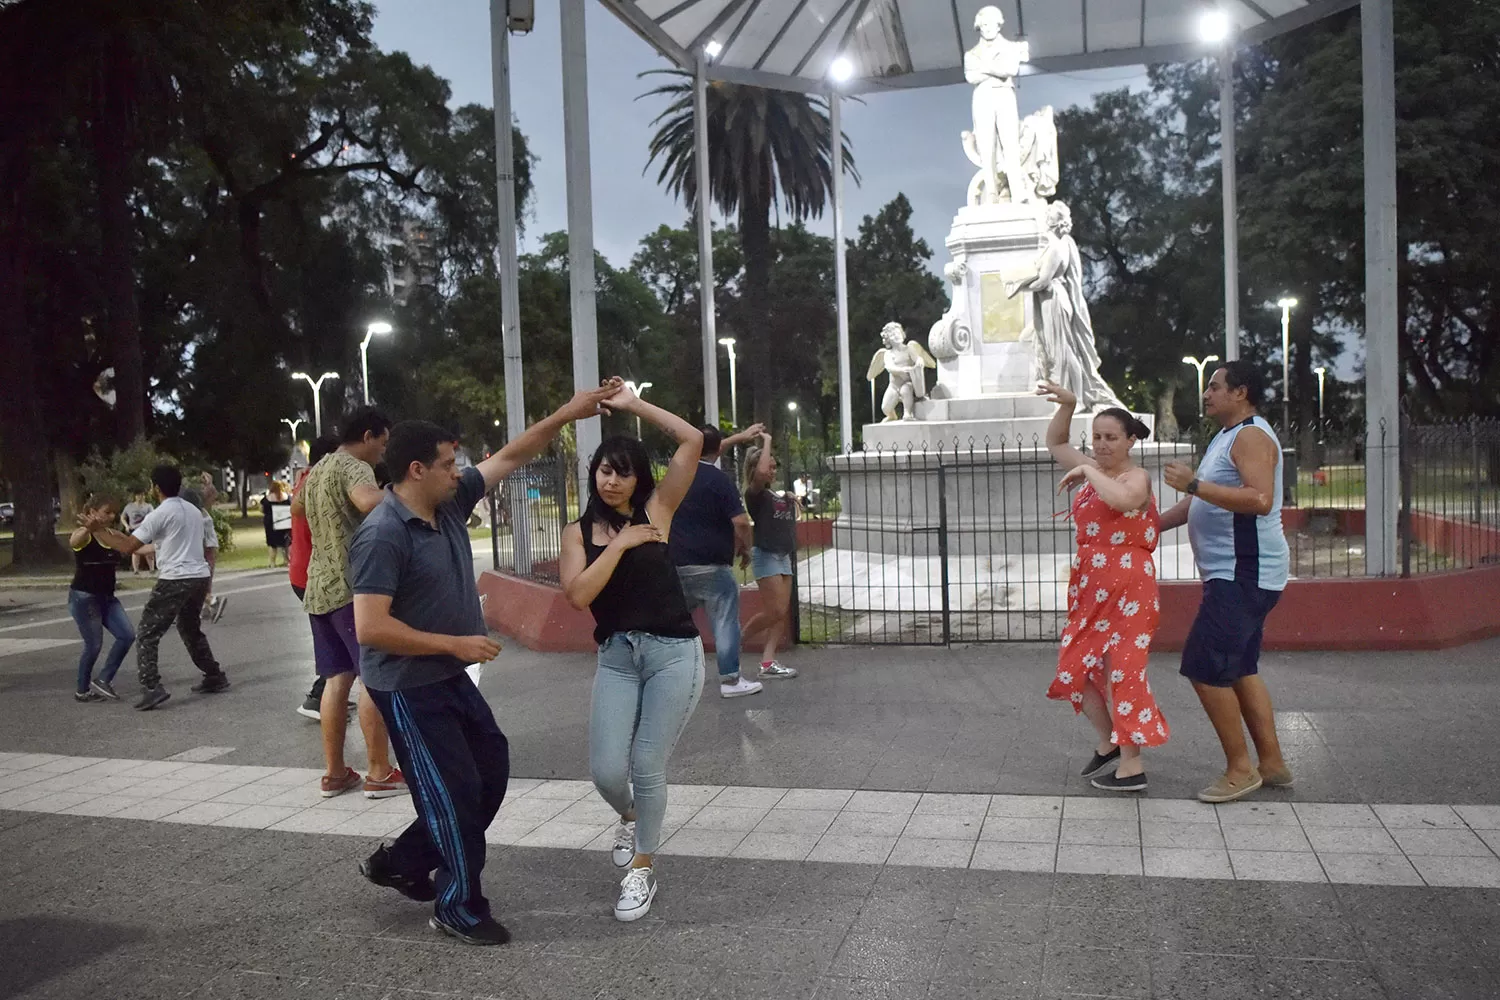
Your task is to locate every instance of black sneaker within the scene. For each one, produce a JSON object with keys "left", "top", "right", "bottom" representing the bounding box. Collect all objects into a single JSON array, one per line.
[
  {"left": 134, "top": 685, "right": 171, "bottom": 711},
  {"left": 74, "top": 690, "right": 103, "bottom": 703},
  {"left": 1091, "top": 770, "right": 1148, "bottom": 793},
  {"left": 191, "top": 672, "right": 231, "bottom": 694},
  {"left": 90, "top": 678, "right": 120, "bottom": 701},
  {"left": 360, "top": 845, "right": 437, "bottom": 902},
  {"left": 296, "top": 695, "right": 321, "bottom": 721},
  {"left": 428, "top": 915, "right": 511, "bottom": 946},
  {"left": 1080, "top": 746, "right": 1121, "bottom": 777}
]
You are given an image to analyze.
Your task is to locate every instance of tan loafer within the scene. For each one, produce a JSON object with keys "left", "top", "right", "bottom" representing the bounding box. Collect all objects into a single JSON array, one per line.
[
  {"left": 1260, "top": 764, "right": 1294, "bottom": 787},
  {"left": 1197, "top": 770, "right": 1264, "bottom": 804}
]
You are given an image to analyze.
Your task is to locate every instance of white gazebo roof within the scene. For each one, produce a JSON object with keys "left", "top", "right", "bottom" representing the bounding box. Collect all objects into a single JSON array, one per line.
[{"left": 598, "top": 0, "right": 1356, "bottom": 93}]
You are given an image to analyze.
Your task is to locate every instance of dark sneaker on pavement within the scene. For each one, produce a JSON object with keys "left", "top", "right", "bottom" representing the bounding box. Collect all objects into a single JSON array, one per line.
[
  {"left": 74, "top": 690, "right": 103, "bottom": 703},
  {"left": 1091, "top": 770, "right": 1148, "bottom": 793},
  {"left": 360, "top": 844, "right": 436, "bottom": 902},
  {"left": 429, "top": 915, "right": 511, "bottom": 946},
  {"left": 296, "top": 695, "right": 321, "bottom": 721},
  {"left": 134, "top": 685, "right": 171, "bottom": 711},
  {"left": 1080, "top": 746, "right": 1122, "bottom": 777},
  {"left": 321, "top": 767, "right": 362, "bottom": 798},
  {"left": 191, "top": 672, "right": 231, "bottom": 694},
  {"left": 363, "top": 769, "right": 409, "bottom": 799},
  {"left": 90, "top": 679, "right": 120, "bottom": 701}
]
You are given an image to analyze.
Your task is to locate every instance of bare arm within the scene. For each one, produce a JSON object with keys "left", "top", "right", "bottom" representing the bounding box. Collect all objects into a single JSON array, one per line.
[
  {"left": 1197, "top": 429, "right": 1279, "bottom": 516},
  {"left": 560, "top": 519, "right": 665, "bottom": 610},
  {"left": 1159, "top": 497, "right": 1192, "bottom": 532},
  {"left": 732, "top": 514, "right": 753, "bottom": 559},
  {"left": 354, "top": 594, "right": 463, "bottom": 657},
  {"left": 1079, "top": 466, "right": 1151, "bottom": 514},
  {"left": 1039, "top": 383, "right": 1092, "bottom": 472},
  {"left": 722, "top": 423, "right": 766, "bottom": 449},
  {"left": 478, "top": 385, "right": 619, "bottom": 492},
  {"left": 614, "top": 395, "right": 701, "bottom": 525},
  {"left": 754, "top": 433, "right": 774, "bottom": 482},
  {"left": 349, "top": 484, "right": 383, "bottom": 514},
  {"left": 90, "top": 526, "right": 145, "bottom": 556},
  {"left": 68, "top": 525, "right": 93, "bottom": 549}
]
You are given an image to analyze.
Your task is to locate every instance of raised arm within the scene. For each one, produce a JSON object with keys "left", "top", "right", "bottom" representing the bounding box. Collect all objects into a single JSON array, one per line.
[
  {"left": 1075, "top": 466, "right": 1151, "bottom": 513},
  {"left": 596, "top": 386, "right": 702, "bottom": 524},
  {"left": 477, "top": 382, "right": 621, "bottom": 492},
  {"left": 1038, "top": 382, "right": 1093, "bottom": 472},
  {"left": 722, "top": 423, "right": 766, "bottom": 450}
]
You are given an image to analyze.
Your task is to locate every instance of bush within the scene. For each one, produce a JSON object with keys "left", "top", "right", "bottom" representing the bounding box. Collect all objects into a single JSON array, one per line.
[
  {"left": 78, "top": 438, "right": 171, "bottom": 507},
  {"left": 207, "top": 506, "right": 235, "bottom": 553}
]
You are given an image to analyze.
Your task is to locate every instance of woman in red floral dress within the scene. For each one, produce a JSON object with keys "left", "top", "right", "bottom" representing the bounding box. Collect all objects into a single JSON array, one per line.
[{"left": 1040, "top": 382, "right": 1169, "bottom": 792}]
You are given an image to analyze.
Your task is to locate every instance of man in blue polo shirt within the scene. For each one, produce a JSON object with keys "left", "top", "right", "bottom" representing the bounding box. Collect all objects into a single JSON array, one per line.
[
  {"left": 349, "top": 386, "right": 615, "bottom": 947},
  {"left": 670, "top": 422, "right": 779, "bottom": 699}
]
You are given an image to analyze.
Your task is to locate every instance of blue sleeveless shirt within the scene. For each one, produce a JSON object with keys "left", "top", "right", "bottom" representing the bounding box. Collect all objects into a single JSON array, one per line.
[{"left": 1186, "top": 415, "right": 1289, "bottom": 591}]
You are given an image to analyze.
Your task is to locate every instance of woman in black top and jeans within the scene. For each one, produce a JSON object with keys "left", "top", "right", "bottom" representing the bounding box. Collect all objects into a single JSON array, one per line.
[
  {"left": 68, "top": 495, "right": 136, "bottom": 702},
  {"left": 561, "top": 379, "right": 705, "bottom": 923}
]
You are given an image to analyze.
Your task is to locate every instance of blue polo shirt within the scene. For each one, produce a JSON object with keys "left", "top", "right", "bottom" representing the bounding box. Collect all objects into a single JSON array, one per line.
[
  {"left": 669, "top": 461, "right": 745, "bottom": 567},
  {"left": 349, "top": 467, "right": 487, "bottom": 691}
]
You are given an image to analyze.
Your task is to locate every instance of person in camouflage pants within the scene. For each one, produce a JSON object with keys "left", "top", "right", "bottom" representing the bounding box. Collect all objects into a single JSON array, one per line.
[{"left": 135, "top": 577, "right": 221, "bottom": 690}]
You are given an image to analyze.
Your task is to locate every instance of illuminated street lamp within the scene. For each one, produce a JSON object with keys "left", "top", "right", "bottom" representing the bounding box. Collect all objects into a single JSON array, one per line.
[
  {"left": 1182, "top": 354, "right": 1220, "bottom": 417},
  {"left": 1315, "top": 366, "right": 1327, "bottom": 443},
  {"left": 787, "top": 400, "right": 801, "bottom": 440},
  {"left": 624, "top": 380, "right": 652, "bottom": 438},
  {"left": 291, "top": 371, "right": 340, "bottom": 436},
  {"left": 718, "top": 338, "right": 738, "bottom": 429},
  {"left": 360, "top": 321, "right": 393, "bottom": 404},
  {"left": 1277, "top": 297, "right": 1298, "bottom": 432}
]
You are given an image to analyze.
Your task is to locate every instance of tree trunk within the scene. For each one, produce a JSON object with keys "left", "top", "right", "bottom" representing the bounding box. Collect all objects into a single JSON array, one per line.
[
  {"left": 740, "top": 182, "right": 774, "bottom": 425},
  {"left": 1155, "top": 384, "right": 1179, "bottom": 442},
  {"left": 0, "top": 167, "right": 66, "bottom": 567},
  {"left": 55, "top": 451, "right": 81, "bottom": 529},
  {"left": 93, "top": 41, "right": 148, "bottom": 447}
]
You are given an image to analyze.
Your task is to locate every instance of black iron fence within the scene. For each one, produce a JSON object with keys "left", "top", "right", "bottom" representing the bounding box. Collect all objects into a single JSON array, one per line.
[{"left": 488, "top": 419, "right": 1500, "bottom": 646}]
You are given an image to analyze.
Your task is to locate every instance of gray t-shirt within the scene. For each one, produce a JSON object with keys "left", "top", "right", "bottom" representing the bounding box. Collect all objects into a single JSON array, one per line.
[
  {"left": 132, "top": 496, "right": 211, "bottom": 580},
  {"left": 349, "top": 467, "right": 487, "bottom": 692}
]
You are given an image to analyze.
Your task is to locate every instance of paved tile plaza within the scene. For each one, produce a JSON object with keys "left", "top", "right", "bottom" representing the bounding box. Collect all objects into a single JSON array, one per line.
[{"left": 1, "top": 571, "right": 1498, "bottom": 998}]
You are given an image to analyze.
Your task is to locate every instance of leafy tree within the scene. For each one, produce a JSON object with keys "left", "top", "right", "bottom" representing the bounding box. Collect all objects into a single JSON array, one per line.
[
  {"left": 846, "top": 193, "right": 947, "bottom": 364},
  {"left": 642, "top": 70, "right": 858, "bottom": 422}
]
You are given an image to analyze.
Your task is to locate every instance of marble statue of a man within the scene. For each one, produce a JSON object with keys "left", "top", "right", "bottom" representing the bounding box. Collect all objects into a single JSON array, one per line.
[
  {"left": 867, "top": 322, "right": 937, "bottom": 422},
  {"left": 1004, "top": 203, "right": 1124, "bottom": 411},
  {"left": 965, "top": 5, "right": 1031, "bottom": 206}
]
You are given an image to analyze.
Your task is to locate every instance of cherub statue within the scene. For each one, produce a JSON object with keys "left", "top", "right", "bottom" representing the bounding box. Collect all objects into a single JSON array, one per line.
[{"left": 867, "top": 322, "right": 936, "bottom": 422}]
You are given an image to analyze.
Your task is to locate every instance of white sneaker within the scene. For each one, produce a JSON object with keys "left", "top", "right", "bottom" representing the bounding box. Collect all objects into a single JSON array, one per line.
[
  {"left": 720, "top": 677, "right": 764, "bottom": 699},
  {"left": 614, "top": 866, "right": 657, "bottom": 922},
  {"left": 611, "top": 819, "right": 636, "bottom": 869},
  {"left": 759, "top": 660, "right": 798, "bottom": 679}
]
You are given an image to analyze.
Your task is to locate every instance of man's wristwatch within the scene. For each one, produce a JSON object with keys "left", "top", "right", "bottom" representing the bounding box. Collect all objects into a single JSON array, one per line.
[{"left": 1186, "top": 478, "right": 1201, "bottom": 496}]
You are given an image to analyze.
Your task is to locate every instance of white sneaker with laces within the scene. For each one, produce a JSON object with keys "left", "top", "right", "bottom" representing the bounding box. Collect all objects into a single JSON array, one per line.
[
  {"left": 614, "top": 866, "right": 657, "bottom": 922},
  {"left": 720, "top": 677, "right": 764, "bottom": 699},
  {"left": 611, "top": 819, "right": 636, "bottom": 869},
  {"left": 759, "top": 660, "right": 798, "bottom": 679}
]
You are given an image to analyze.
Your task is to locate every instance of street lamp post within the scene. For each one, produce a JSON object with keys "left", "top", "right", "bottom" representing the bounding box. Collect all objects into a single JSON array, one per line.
[
  {"left": 291, "top": 371, "right": 340, "bottom": 436},
  {"left": 787, "top": 400, "right": 801, "bottom": 440},
  {"left": 1182, "top": 354, "right": 1220, "bottom": 417},
  {"left": 1277, "top": 297, "right": 1298, "bottom": 434},
  {"left": 624, "top": 380, "right": 652, "bottom": 439},
  {"left": 717, "top": 338, "right": 738, "bottom": 429},
  {"left": 1314, "top": 366, "right": 1327, "bottom": 443},
  {"left": 279, "top": 418, "right": 304, "bottom": 457},
  {"left": 360, "top": 321, "right": 392, "bottom": 405}
]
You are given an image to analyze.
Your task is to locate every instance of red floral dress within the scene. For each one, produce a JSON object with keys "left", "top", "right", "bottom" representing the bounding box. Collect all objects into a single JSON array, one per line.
[{"left": 1048, "top": 482, "right": 1170, "bottom": 748}]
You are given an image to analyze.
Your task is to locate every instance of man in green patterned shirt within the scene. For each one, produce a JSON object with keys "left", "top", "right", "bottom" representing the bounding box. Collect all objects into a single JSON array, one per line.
[{"left": 293, "top": 408, "right": 406, "bottom": 799}]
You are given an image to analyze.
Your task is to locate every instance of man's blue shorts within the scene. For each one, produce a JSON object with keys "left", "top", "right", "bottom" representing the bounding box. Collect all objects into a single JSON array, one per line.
[{"left": 1179, "top": 578, "right": 1282, "bottom": 688}]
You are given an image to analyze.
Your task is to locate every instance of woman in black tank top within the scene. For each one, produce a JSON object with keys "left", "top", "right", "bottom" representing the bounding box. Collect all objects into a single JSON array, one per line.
[
  {"left": 67, "top": 495, "right": 136, "bottom": 702},
  {"left": 560, "top": 379, "right": 705, "bottom": 923}
]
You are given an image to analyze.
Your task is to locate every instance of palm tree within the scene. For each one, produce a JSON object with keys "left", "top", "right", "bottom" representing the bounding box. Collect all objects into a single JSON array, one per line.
[{"left": 642, "top": 70, "right": 857, "bottom": 423}]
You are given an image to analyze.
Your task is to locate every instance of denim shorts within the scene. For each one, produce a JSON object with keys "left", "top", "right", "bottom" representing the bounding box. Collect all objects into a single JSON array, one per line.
[{"left": 751, "top": 547, "right": 793, "bottom": 580}]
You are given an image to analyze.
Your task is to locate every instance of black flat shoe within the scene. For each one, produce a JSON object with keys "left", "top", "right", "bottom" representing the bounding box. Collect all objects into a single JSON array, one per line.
[
  {"left": 1080, "top": 747, "right": 1121, "bottom": 777},
  {"left": 1091, "top": 771, "right": 1147, "bottom": 793}
]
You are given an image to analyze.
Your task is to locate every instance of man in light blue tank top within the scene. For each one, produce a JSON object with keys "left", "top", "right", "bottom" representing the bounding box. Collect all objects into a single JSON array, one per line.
[{"left": 1162, "top": 361, "right": 1292, "bottom": 805}]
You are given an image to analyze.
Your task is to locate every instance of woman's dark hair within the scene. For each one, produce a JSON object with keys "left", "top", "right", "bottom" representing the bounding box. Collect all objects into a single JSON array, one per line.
[
  {"left": 585, "top": 435, "right": 655, "bottom": 531},
  {"left": 1221, "top": 359, "right": 1266, "bottom": 407},
  {"left": 308, "top": 434, "right": 339, "bottom": 466},
  {"left": 1094, "top": 408, "right": 1151, "bottom": 441}
]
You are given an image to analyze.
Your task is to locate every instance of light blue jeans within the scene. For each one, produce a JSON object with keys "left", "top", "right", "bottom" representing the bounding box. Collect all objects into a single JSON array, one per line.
[
  {"left": 68, "top": 589, "right": 135, "bottom": 694},
  {"left": 590, "top": 632, "right": 705, "bottom": 856},
  {"left": 676, "top": 565, "right": 741, "bottom": 680}
]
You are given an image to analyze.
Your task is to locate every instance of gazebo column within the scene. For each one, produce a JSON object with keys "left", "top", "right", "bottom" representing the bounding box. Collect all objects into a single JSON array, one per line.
[
  {"left": 1219, "top": 45, "right": 1240, "bottom": 362},
  {"left": 1362, "top": 0, "right": 1400, "bottom": 575},
  {"left": 831, "top": 89, "right": 852, "bottom": 453},
  {"left": 695, "top": 54, "right": 720, "bottom": 429},
  {"left": 561, "top": 0, "right": 601, "bottom": 478}
]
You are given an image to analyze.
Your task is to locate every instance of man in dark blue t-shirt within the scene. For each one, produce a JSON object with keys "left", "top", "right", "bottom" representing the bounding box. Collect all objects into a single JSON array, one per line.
[{"left": 670, "top": 423, "right": 764, "bottom": 699}]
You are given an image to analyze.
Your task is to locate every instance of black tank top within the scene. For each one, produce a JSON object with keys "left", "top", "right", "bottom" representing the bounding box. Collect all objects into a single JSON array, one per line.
[
  {"left": 71, "top": 536, "right": 118, "bottom": 596},
  {"left": 580, "top": 506, "right": 697, "bottom": 645}
]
